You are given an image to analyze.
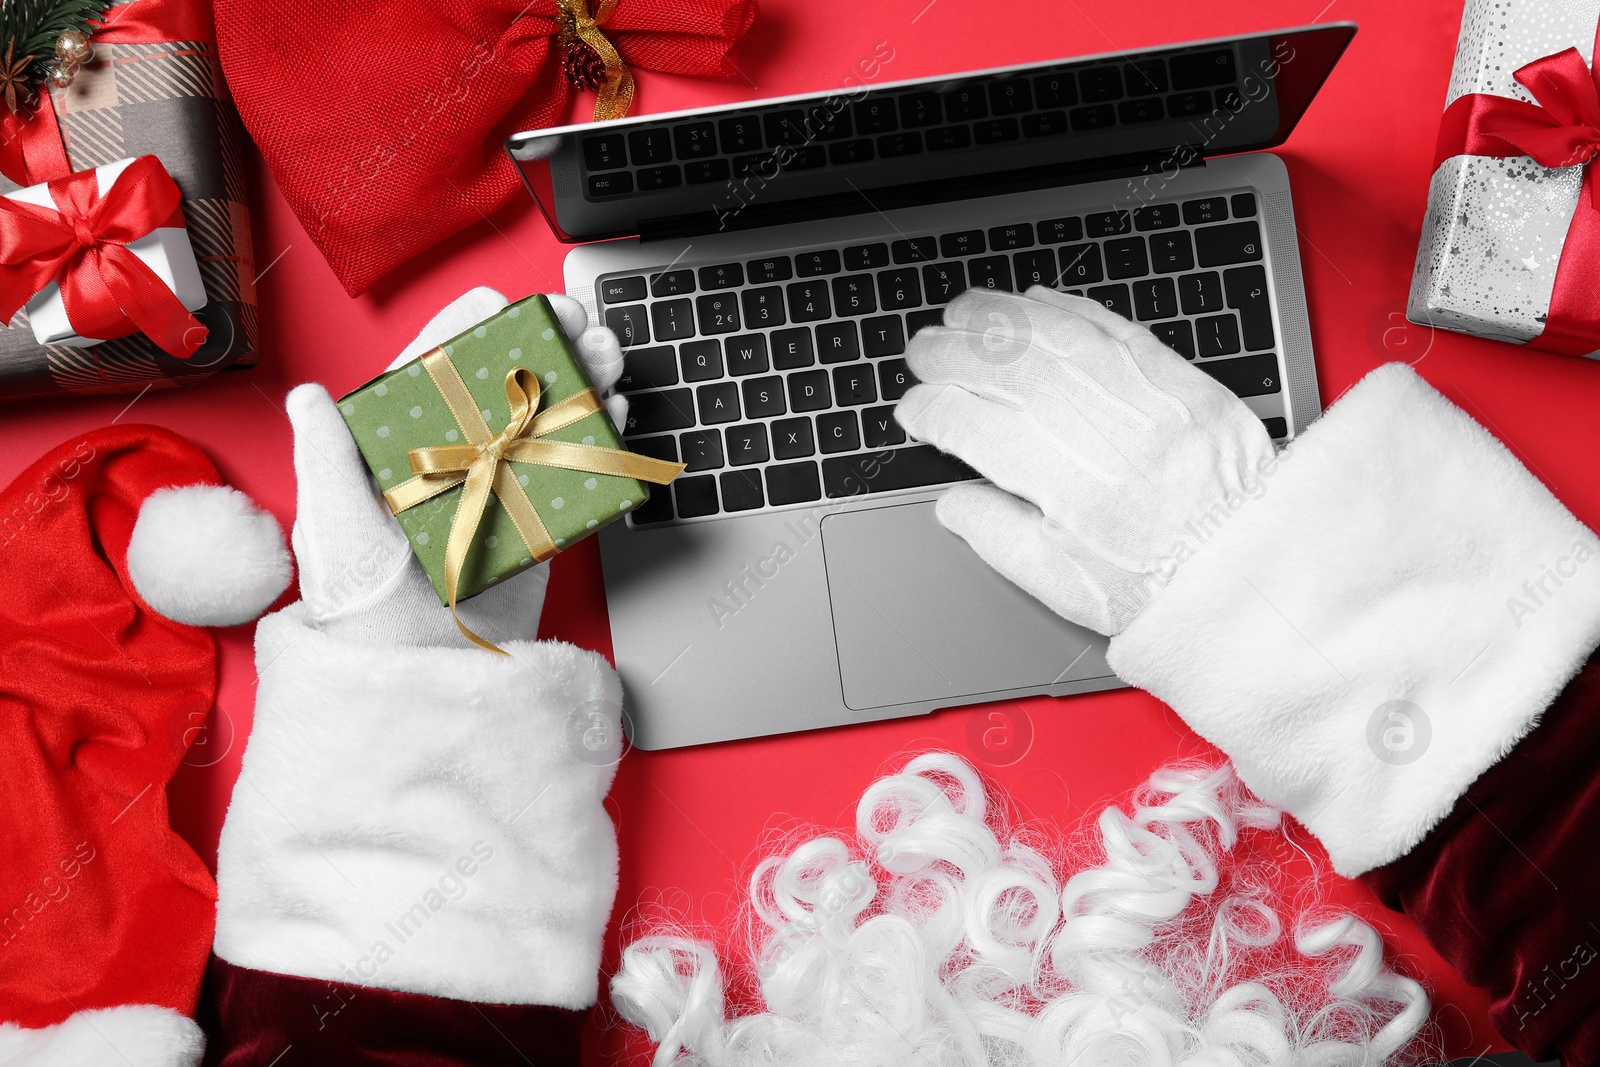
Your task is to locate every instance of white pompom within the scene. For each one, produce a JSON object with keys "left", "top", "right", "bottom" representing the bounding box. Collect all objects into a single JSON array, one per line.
[{"left": 127, "top": 484, "right": 291, "bottom": 626}]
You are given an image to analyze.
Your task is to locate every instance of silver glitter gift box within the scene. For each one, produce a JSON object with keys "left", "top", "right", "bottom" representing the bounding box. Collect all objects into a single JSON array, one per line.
[{"left": 1408, "top": 0, "right": 1600, "bottom": 353}]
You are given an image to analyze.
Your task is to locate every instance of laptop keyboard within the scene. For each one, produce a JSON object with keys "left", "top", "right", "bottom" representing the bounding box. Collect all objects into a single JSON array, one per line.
[{"left": 604, "top": 190, "right": 1287, "bottom": 526}]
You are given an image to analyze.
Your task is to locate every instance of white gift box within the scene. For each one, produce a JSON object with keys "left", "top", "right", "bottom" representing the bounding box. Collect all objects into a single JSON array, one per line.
[
  {"left": 7, "top": 156, "right": 207, "bottom": 349},
  {"left": 1408, "top": 0, "right": 1600, "bottom": 354}
]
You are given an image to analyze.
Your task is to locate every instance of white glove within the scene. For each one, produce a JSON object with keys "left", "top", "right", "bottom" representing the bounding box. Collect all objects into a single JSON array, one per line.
[
  {"left": 894, "top": 286, "right": 1275, "bottom": 635},
  {"left": 288, "top": 287, "right": 627, "bottom": 648}
]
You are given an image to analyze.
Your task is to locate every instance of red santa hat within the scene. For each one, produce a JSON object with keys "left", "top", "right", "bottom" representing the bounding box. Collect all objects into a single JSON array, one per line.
[{"left": 0, "top": 424, "right": 289, "bottom": 1065}]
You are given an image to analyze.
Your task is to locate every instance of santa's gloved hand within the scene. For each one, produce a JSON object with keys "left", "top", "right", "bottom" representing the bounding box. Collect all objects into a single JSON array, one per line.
[
  {"left": 895, "top": 286, "right": 1275, "bottom": 635},
  {"left": 287, "top": 286, "right": 627, "bottom": 648},
  {"left": 211, "top": 289, "right": 626, "bottom": 1063}
]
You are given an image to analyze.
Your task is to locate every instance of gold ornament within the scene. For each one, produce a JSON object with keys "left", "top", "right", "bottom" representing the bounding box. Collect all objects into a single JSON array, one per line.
[
  {"left": 0, "top": 40, "right": 34, "bottom": 115},
  {"left": 44, "top": 60, "right": 76, "bottom": 89},
  {"left": 54, "top": 30, "right": 92, "bottom": 66}
]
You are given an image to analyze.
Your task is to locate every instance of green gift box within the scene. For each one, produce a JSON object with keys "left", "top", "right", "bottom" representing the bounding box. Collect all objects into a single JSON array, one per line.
[{"left": 338, "top": 294, "right": 676, "bottom": 606}]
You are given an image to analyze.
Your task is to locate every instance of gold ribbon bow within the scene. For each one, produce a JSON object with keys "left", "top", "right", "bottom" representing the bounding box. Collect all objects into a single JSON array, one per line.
[
  {"left": 384, "top": 347, "right": 683, "bottom": 654},
  {"left": 557, "top": 0, "right": 636, "bottom": 121}
]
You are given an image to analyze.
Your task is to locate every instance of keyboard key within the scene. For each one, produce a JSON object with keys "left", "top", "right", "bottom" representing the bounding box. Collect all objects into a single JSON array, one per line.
[
  {"left": 697, "top": 382, "right": 741, "bottom": 424},
  {"left": 679, "top": 430, "right": 724, "bottom": 472},
  {"left": 1069, "top": 104, "right": 1117, "bottom": 131},
  {"left": 1232, "top": 192, "right": 1258, "bottom": 218},
  {"left": 742, "top": 286, "right": 787, "bottom": 328},
  {"left": 878, "top": 132, "right": 924, "bottom": 157},
  {"left": 680, "top": 339, "right": 723, "bottom": 382},
  {"left": 747, "top": 256, "right": 793, "bottom": 283},
  {"left": 1034, "top": 72, "right": 1077, "bottom": 107},
  {"left": 845, "top": 243, "right": 890, "bottom": 271},
  {"left": 822, "top": 444, "right": 979, "bottom": 498},
  {"left": 725, "top": 423, "right": 770, "bottom": 466},
  {"left": 765, "top": 110, "right": 809, "bottom": 147},
  {"left": 628, "top": 435, "right": 679, "bottom": 462},
  {"left": 817, "top": 321, "right": 861, "bottom": 363},
  {"left": 1196, "top": 314, "right": 1242, "bottom": 357},
  {"left": 1178, "top": 271, "right": 1225, "bottom": 315},
  {"left": 818, "top": 410, "right": 861, "bottom": 453},
  {"left": 628, "top": 128, "right": 673, "bottom": 165},
  {"left": 1148, "top": 230, "right": 1195, "bottom": 273},
  {"left": 1103, "top": 237, "right": 1148, "bottom": 280},
  {"left": 1038, "top": 216, "right": 1084, "bottom": 243},
  {"left": 765, "top": 461, "right": 822, "bottom": 505},
  {"left": 1196, "top": 352, "right": 1281, "bottom": 397},
  {"left": 1195, "top": 221, "right": 1262, "bottom": 267},
  {"left": 1262, "top": 416, "right": 1288, "bottom": 440},
  {"left": 907, "top": 309, "right": 945, "bottom": 336},
  {"left": 855, "top": 98, "right": 898, "bottom": 134},
  {"left": 637, "top": 165, "right": 682, "bottom": 190},
  {"left": 941, "top": 230, "right": 985, "bottom": 258},
  {"left": 1166, "top": 90, "right": 1212, "bottom": 117},
  {"left": 685, "top": 159, "right": 731, "bottom": 184},
  {"left": 989, "top": 223, "right": 1034, "bottom": 250},
  {"left": 1087, "top": 210, "right": 1132, "bottom": 237},
  {"left": 718, "top": 115, "right": 763, "bottom": 152},
  {"left": 878, "top": 268, "right": 923, "bottom": 310},
  {"left": 989, "top": 79, "right": 1034, "bottom": 115},
  {"left": 927, "top": 125, "right": 973, "bottom": 151},
  {"left": 1224, "top": 265, "right": 1274, "bottom": 351},
  {"left": 1086, "top": 283, "right": 1132, "bottom": 319},
  {"left": 651, "top": 299, "right": 695, "bottom": 341},
  {"left": 696, "top": 292, "right": 741, "bottom": 334},
  {"left": 830, "top": 139, "right": 875, "bottom": 165},
  {"left": 588, "top": 172, "right": 633, "bottom": 197},
  {"left": 1058, "top": 244, "right": 1104, "bottom": 285},
  {"left": 788, "top": 369, "right": 832, "bottom": 411},
  {"left": 1132, "top": 277, "right": 1178, "bottom": 320},
  {"left": 604, "top": 305, "right": 649, "bottom": 347},
  {"left": 1015, "top": 249, "right": 1059, "bottom": 289},
  {"left": 1182, "top": 197, "right": 1229, "bottom": 225},
  {"left": 719, "top": 470, "right": 764, "bottom": 512},
  {"left": 1022, "top": 111, "right": 1069, "bottom": 137},
  {"left": 974, "top": 118, "right": 1020, "bottom": 144},
  {"left": 726, "top": 334, "right": 769, "bottom": 376},
  {"left": 742, "top": 375, "right": 786, "bottom": 418},
  {"left": 601, "top": 276, "right": 646, "bottom": 303},
  {"left": 943, "top": 84, "right": 988, "bottom": 121},
  {"left": 627, "top": 438, "right": 679, "bottom": 523},
  {"left": 1118, "top": 98, "right": 1164, "bottom": 124},
  {"left": 862, "top": 404, "right": 906, "bottom": 448},
  {"left": 832, "top": 274, "right": 878, "bottom": 316},
  {"left": 733, "top": 152, "right": 775, "bottom": 178},
  {"left": 675, "top": 475, "right": 719, "bottom": 517},
  {"left": 861, "top": 316, "right": 906, "bottom": 357},
  {"left": 619, "top": 346, "right": 678, "bottom": 392},
  {"left": 968, "top": 255, "right": 1014, "bottom": 291},
  {"left": 1123, "top": 59, "right": 1169, "bottom": 95},
  {"left": 923, "top": 262, "right": 967, "bottom": 303},
  {"left": 772, "top": 417, "right": 816, "bottom": 459},
  {"left": 772, "top": 328, "right": 815, "bottom": 369},
  {"left": 583, "top": 134, "right": 627, "bottom": 171},
  {"left": 1151, "top": 319, "right": 1195, "bottom": 359},
  {"left": 899, "top": 91, "right": 943, "bottom": 128},
  {"left": 626, "top": 388, "right": 695, "bottom": 434},
  {"left": 699, "top": 262, "right": 744, "bottom": 290},
  {"left": 878, "top": 358, "right": 916, "bottom": 401},
  {"left": 1079, "top": 67, "right": 1123, "bottom": 102},
  {"left": 807, "top": 103, "right": 854, "bottom": 141},
  {"left": 797, "top": 250, "right": 842, "bottom": 277},
  {"left": 832, "top": 364, "right": 878, "bottom": 406},
  {"left": 893, "top": 237, "right": 938, "bottom": 263},
  {"left": 1133, "top": 204, "right": 1180, "bottom": 230},
  {"left": 779, "top": 145, "right": 827, "bottom": 171},
  {"left": 650, "top": 269, "right": 695, "bottom": 297},
  {"left": 1171, "top": 49, "right": 1238, "bottom": 90}
]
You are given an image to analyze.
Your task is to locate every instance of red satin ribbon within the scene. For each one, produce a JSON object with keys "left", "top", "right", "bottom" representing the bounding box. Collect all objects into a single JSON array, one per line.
[
  {"left": 1435, "top": 35, "right": 1600, "bottom": 356},
  {"left": 0, "top": 155, "right": 204, "bottom": 357}
]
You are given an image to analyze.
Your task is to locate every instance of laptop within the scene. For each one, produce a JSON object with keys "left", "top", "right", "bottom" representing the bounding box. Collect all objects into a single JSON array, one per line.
[{"left": 507, "top": 23, "right": 1355, "bottom": 749}]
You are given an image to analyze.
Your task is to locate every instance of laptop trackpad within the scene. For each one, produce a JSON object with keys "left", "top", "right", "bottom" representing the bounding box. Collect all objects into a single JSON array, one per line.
[{"left": 820, "top": 499, "right": 1110, "bottom": 711}]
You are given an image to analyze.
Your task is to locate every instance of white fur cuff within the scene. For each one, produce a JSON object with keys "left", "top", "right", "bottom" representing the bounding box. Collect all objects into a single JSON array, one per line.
[
  {"left": 215, "top": 604, "right": 624, "bottom": 1009},
  {"left": 1108, "top": 364, "right": 1600, "bottom": 877},
  {"left": 0, "top": 1005, "right": 203, "bottom": 1066}
]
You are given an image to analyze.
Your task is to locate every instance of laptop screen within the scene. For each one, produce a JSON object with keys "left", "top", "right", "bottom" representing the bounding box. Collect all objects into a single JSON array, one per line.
[{"left": 508, "top": 23, "right": 1354, "bottom": 244}]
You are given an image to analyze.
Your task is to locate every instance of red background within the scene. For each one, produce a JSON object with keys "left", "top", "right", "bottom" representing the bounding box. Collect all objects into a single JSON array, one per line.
[{"left": 6, "top": 0, "right": 1594, "bottom": 1060}]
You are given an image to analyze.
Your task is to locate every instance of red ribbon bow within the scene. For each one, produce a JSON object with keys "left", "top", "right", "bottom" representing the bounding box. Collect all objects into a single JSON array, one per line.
[
  {"left": 1436, "top": 40, "right": 1600, "bottom": 355},
  {"left": 0, "top": 155, "right": 205, "bottom": 358}
]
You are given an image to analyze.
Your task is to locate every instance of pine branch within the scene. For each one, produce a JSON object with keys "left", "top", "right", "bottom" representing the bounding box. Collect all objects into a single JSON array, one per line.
[{"left": 0, "top": 0, "right": 107, "bottom": 84}]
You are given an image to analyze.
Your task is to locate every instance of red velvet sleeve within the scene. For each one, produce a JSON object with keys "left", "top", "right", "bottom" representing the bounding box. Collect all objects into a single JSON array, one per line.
[{"left": 1362, "top": 651, "right": 1600, "bottom": 1065}]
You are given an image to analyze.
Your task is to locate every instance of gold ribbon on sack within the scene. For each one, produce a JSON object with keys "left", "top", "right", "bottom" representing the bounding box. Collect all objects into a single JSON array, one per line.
[
  {"left": 383, "top": 347, "right": 683, "bottom": 654},
  {"left": 557, "top": 0, "right": 636, "bottom": 121}
]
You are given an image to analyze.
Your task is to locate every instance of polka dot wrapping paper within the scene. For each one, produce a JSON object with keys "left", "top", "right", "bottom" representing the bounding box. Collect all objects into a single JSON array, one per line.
[{"left": 336, "top": 294, "right": 650, "bottom": 605}]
